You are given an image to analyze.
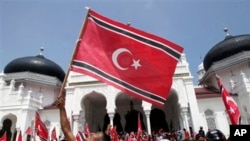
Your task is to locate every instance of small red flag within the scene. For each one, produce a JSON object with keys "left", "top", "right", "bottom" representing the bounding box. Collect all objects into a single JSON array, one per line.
[
  {"left": 110, "top": 126, "right": 119, "bottom": 141},
  {"left": 35, "top": 112, "right": 48, "bottom": 141},
  {"left": 216, "top": 75, "right": 241, "bottom": 125},
  {"left": 71, "top": 9, "right": 183, "bottom": 107},
  {"left": 51, "top": 127, "right": 57, "bottom": 141},
  {"left": 84, "top": 123, "right": 90, "bottom": 138},
  {"left": 16, "top": 130, "right": 22, "bottom": 141},
  {"left": 25, "top": 126, "right": 33, "bottom": 136},
  {"left": 137, "top": 114, "right": 142, "bottom": 141},
  {"left": 0, "top": 132, "right": 7, "bottom": 141},
  {"left": 75, "top": 131, "right": 86, "bottom": 141}
]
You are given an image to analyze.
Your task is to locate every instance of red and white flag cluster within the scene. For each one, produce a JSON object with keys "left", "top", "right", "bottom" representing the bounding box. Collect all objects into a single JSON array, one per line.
[
  {"left": 16, "top": 130, "right": 22, "bottom": 141},
  {"left": 75, "top": 123, "right": 91, "bottom": 141},
  {"left": 216, "top": 75, "right": 241, "bottom": 125},
  {"left": 51, "top": 127, "right": 57, "bottom": 141},
  {"left": 35, "top": 112, "right": 48, "bottom": 141}
]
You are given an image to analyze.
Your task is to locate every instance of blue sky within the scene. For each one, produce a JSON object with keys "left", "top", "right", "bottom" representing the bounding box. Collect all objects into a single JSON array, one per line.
[{"left": 1, "top": 0, "right": 250, "bottom": 84}]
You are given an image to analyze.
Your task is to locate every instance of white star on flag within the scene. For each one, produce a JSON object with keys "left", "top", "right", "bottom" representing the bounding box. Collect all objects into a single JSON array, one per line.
[
  {"left": 131, "top": 59, "right": 141, "bottom": 70},
  {"left": 228, "top": 106, "right": 235, "bottom": 114}
]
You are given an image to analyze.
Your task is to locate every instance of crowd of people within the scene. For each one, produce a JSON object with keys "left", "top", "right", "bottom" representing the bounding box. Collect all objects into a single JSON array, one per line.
[
  {"left": 56, "top": 96, "right": 229, "bottom": 141},
  {"left": 106, "top": 126, "right": 227, "bottom": 141}
]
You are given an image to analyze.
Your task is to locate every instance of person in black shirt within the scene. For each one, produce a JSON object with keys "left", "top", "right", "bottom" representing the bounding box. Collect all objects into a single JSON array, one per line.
[{"left": 198, "top": 126, "right": 205, "bottom": 137}]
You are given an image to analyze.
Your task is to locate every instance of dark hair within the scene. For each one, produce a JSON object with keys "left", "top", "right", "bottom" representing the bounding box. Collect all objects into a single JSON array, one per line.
[{"left": 206, "top": 129, "right": 226, "bottom": 141}]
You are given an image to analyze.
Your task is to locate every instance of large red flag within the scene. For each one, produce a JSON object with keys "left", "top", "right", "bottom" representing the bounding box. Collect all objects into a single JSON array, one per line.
[
  {"left": 216, "top": 75, "right": 241, "bottom": 125},
  {"left": 71, "top": 9, "right": 183, "bottom": 107},
  {"left": 16, "top": 130, "right": 22, "bottom": 141},
  {"left": 51, "top": 127, "right": 57, "bottom": 141},
  {"left": 35, "top": 112, "right": 48, "bottom": 141},
  {"left": 0, "top": 132, "right": 7, "bottom": 141},
  {"left": 25, "top": 126, "right": 33, "bottom": 136}
]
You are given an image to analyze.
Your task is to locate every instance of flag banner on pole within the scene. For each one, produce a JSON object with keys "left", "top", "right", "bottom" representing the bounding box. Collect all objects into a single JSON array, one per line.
[
  {"left": 25, "top": 126, "right": 33, "bottom": 136},
  {"left": 216, "top": 75, "right": 241, "bottom": 125},
  {"left": 110, "top": 126, "right": 119, "bottom": 141},
  {"left": 71, "top": 9, "right": 184, "bottom": 107},
  {"left": 84, "top": 123, "right": 90, "bottom": 138},
  {"left": 0, "top": 132, "right": 7, "bottom": 141},
  {"left": 51, "top": 127, "right": 57, "bottom": 141},
  {"left": 76, "top": 131, "right": 86, "bottom": 141},
  {"left": 137, "top": 114, "right": 142, "bottom": 141},
  {"left": 137, "top": 114, "right": 142, "bottom": 133},
  {"left": 16, "top": 130, "right": 22, "bottom": 141},
  {"left": 35, "top": 112, "right": 49, "bottom": 141}
]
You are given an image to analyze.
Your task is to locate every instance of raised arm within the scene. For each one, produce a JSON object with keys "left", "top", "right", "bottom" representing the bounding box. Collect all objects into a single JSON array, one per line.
[{"left": 56, "top": 96, "right": 76, "bottom": 141}]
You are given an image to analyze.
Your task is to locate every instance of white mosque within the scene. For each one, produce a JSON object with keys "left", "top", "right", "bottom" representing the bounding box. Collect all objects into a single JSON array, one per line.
[{"left": 1, "top": 28, "right": 250, "bottom": 141}]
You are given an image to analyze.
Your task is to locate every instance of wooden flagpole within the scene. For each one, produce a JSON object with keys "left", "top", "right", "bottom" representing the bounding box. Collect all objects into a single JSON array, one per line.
[{"left": 58, "top": 7, "right": 91, "bottom": 98}]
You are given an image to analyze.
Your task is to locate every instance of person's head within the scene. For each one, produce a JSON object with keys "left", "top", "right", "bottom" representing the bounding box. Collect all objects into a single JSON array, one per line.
[
  {"left": 206, "top": 129, "right": 226, "bottom": 141},
  {"left": 200, "top": 126, "right": 203, "bottom": 130}
]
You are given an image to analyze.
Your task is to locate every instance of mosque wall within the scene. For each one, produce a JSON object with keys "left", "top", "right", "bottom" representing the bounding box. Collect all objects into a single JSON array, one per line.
[{"left": 197, "top": 97, "right": 230, "bottom": 137}]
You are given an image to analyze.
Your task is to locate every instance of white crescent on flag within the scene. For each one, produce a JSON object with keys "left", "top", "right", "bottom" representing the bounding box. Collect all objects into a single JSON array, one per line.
[
  {"left": 112, "top": 48, "right": 132, "bottom": 70},
  {"left": 112, "top": 48, "right": 142, "bottom": 70},
  {"left": 225, "top": 94, "right": 237, "bottom": 106}
]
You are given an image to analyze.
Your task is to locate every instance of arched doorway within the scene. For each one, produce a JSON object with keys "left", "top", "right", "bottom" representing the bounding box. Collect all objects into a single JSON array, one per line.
[
  {"left": 151, "top": 91, "right": 180, "bottom": 133},
  {"left": 0, "top": 119, "right": 12, "bottom": 141},
  {"left": 0, "top": 114, "right": 17, "bottom": 141},
  {"left": 150, "top": 108, "right": 169, "bottom": 132},
  {"left": 82, "top": 91, "right": 107, "bottom": 132},
  {"left": 115, "top": 93, "right": 146, "bottom": 133}
]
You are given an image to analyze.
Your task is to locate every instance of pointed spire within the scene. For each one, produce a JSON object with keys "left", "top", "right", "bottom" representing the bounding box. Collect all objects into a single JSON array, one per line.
[
  {"left": 224, "top": 27, "right": 232, "bottom": 39},
  {"left": 127, "top": 21, "right": 131, "bottom": 26},
  {"left": 39, "top": 47, "right": 44, "bottom": 56}
]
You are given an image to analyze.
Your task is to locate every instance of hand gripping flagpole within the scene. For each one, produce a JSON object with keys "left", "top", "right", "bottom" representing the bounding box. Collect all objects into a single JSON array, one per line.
[{"left": 57, "top": 7, "right": 91, "bottom": 98}]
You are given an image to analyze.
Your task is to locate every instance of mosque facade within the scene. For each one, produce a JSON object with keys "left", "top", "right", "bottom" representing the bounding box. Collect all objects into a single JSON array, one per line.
[{"left": 1, "top": 29, "right": 250, "bottom": 141}]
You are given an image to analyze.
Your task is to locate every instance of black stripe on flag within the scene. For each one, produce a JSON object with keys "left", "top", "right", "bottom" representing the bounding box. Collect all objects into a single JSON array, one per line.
[
  {"left": 88, "top": 14, "right": 181, "bottom": 61},
  {"left": 72, "top": 60, "right": 166, "bottom": 105}
]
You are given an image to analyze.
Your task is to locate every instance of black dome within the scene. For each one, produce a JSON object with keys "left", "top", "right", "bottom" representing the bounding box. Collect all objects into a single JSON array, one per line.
[
  {"left": 203, "top": 34, "right": 250, "bottom": 71},
  {"left": 4, "top": 54, "right": 65, "bottom": 82}
]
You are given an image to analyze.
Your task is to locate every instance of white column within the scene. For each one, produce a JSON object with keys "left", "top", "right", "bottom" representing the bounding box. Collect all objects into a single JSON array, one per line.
[
  {"left": 72, "top": 114, "right": 80, "bottom": 135},
  {"left": 144, "top": 110, "right": 151, "bottom": 135},
  {"left": 181, "top": 107, "right": 189, "bottom": 131},
  {"left": 184, "top": 77, "right": 202, "bottom": 132},
  {"left": 108, "top": 112, "right": 115, "bottom": 126},
  {"left": 142, "top": 101, "right": 152, "bottom": 134}
]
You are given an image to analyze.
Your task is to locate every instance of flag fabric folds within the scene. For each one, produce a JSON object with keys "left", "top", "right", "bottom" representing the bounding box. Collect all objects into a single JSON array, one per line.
[
  {"left": 71, "top": 9, "right": 184, "bottom": 107},
  {"left": 216, "top": 75, "right": 241, "bottom": 125},
  {"left": 16, "top": 130, "right": 22, "bottom": 141},
  {"left": 0, "top": 132, "right": 7, "bottom": 141},
  {"left": 51, "top": 127, "right": 57, "bottom": 141},
  {"left": 35, "top": 112, "right": 49, "bottom": 141},
  {"left": 84, "top": 123, "right": 90, "bottom": 138},
  {"left": 76, "top": 131, "right": 86, "bottom": 141},
  {"left": 110, "top": 126, "right": 119, "bottom": 141},
  {"left": 25, "top": 126, "right": 33, "bottom": 136}
]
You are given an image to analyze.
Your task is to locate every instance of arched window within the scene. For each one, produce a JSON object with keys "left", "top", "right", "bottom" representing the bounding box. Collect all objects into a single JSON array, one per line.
[{"left": 205, "top": 109, "right": 216, "bottom": 130}]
